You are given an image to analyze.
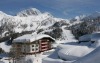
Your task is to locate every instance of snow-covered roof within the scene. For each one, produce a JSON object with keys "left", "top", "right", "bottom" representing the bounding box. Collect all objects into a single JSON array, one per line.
[
  {"left": 91, "top": 32, "right": 100, "bottom": 41},
  {"left": 79, "top": 34, "right": 91, "bottom": 42},
  {"left": 79, "top": 32, "right": 100, "bottom": 42},
  {"left": 13, "top": 34, "right": 55, "bottom": 43}
]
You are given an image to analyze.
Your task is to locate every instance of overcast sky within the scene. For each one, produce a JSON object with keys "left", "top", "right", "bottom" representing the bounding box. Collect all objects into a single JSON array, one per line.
[{"left": 0, "top": 0, "right": 100, "bottom": 19}]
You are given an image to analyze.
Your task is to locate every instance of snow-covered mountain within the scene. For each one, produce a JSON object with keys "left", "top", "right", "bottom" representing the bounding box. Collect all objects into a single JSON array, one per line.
[
  {"left": 1, "top": 8, "right": 100, "bottom": 43},
  {"left": 17, "top": 8, "right": 42, "bottom": 17},
  {"left": 70, "top": 15, "right": 86, "bottom": 22},
  {"left": 89, "top": 11, "right": 100, "bottom": 18},
  {"left": 69, "top": 15, "right": 86, "bottom": 26},
  {"left": 0, "top": 8, "right": 72, "bottom": 42},
  {"left": 69, "top": 11, "right": 100, "bottom": 39},
  {"left": 0, "top": 11, "right": 11, "bottom": 21},
  {"left": 70, "top": 11, "right": 100, "bottom": 23},
  {"left": 70, "top": 12, "right": 100, "bottom": 26},
  {"left": 1, "top": 8, "right": 100, "bottom": 63}
]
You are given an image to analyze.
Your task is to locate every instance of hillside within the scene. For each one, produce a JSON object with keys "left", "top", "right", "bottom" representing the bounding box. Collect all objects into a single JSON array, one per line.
[
  {"left": 0, "top": 8, "right": 100, "bottom": 63},
  {"left": 0, "top": 8, "right": 72, "bottom": 43},
  {"left": 69, "top": 12, "right": 100, "bottom": 39}
]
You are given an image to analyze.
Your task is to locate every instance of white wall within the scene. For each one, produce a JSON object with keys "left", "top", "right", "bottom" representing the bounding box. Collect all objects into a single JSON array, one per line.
[
  {"left": 30, "top": 44, "right": 39, "bottom": 52},
  {"left": 21, "top": 45, "right": 31, "bottom": 53}
]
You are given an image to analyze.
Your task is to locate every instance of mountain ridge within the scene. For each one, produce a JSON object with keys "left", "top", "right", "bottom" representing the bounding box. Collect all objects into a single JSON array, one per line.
[
  {"left": 17, "top": 8, "right": 42, "bottom": 17},
  {"left": 0, "top": 8, "right": 72, "bottom": 42},
  {"left": 0, "top": 8, "right": 100, "bottom": 42}
]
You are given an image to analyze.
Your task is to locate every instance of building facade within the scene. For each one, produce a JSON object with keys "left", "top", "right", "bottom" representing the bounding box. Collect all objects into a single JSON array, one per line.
[{"left": 12, "top": 34, "right": 55, "bottom": 57}]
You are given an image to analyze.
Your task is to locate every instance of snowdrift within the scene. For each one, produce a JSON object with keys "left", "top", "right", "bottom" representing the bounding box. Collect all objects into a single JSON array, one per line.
[
  {"left": 73, "top": 46, "right": 100, "bottom": 63},
  {"left": 79, "top": 34, "right": 91, "bottom": 42},
  {"left": 58, "top": 46, "right": 93, "bottom": 61},
  {"left": 42, "top": 40, "right": 100, "bottom": 63}
]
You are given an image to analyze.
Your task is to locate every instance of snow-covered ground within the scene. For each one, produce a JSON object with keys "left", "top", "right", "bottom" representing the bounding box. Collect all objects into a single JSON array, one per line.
[
  {"left": 0, "top": 24, "right": 76, "bottom": 63},
  {"left": 1, "top": 33, "right": 100, "bottom": 63},
  {"left": 61, "top": 26, "right": 77, "bottom": 42},
  {"left": 42, "top": 42, "right": 98, "bottom": 63},
  {"left": 0, "top": 42, "right": 12, "bottom": 63},
  {"left": 0, "top": 42, "right": 11, "bottom": 52},
  {"left": 15, "top": 50, "right": 54, "bottom": 63},
  {"left": 1, "top": 8, "right": 100, "bottom": 63},
  {"left": 73, "top": 46, "right": 100, "bottom": 63},
  {"left": 42, "top": 32, "right": 100, "bottom": 63},
  {"left": 55, "top": 26, "right": 77, "bottom": 44},
  {"left": 0, "top": 57, "right": 12, "bottom": 63},
  {"left": 0, "top": 45, "right": 54, "bottom": 63}
]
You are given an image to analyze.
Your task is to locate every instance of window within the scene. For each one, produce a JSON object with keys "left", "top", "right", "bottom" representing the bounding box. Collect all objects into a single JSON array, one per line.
[
  {"left": 32, "top": 49, "right": 34, "bottom": 51},
  {"left": 36, "top": 48, "right": 38, "bottom": 51},
  {"left": 36, "top": 44, "right": 38, "bottom": 47},
  {"left": 47, "top": 40, "right": 49, "bottom": 41},
  {"left": 32, "top": 44, "right": 34, "bottom": 47}
]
